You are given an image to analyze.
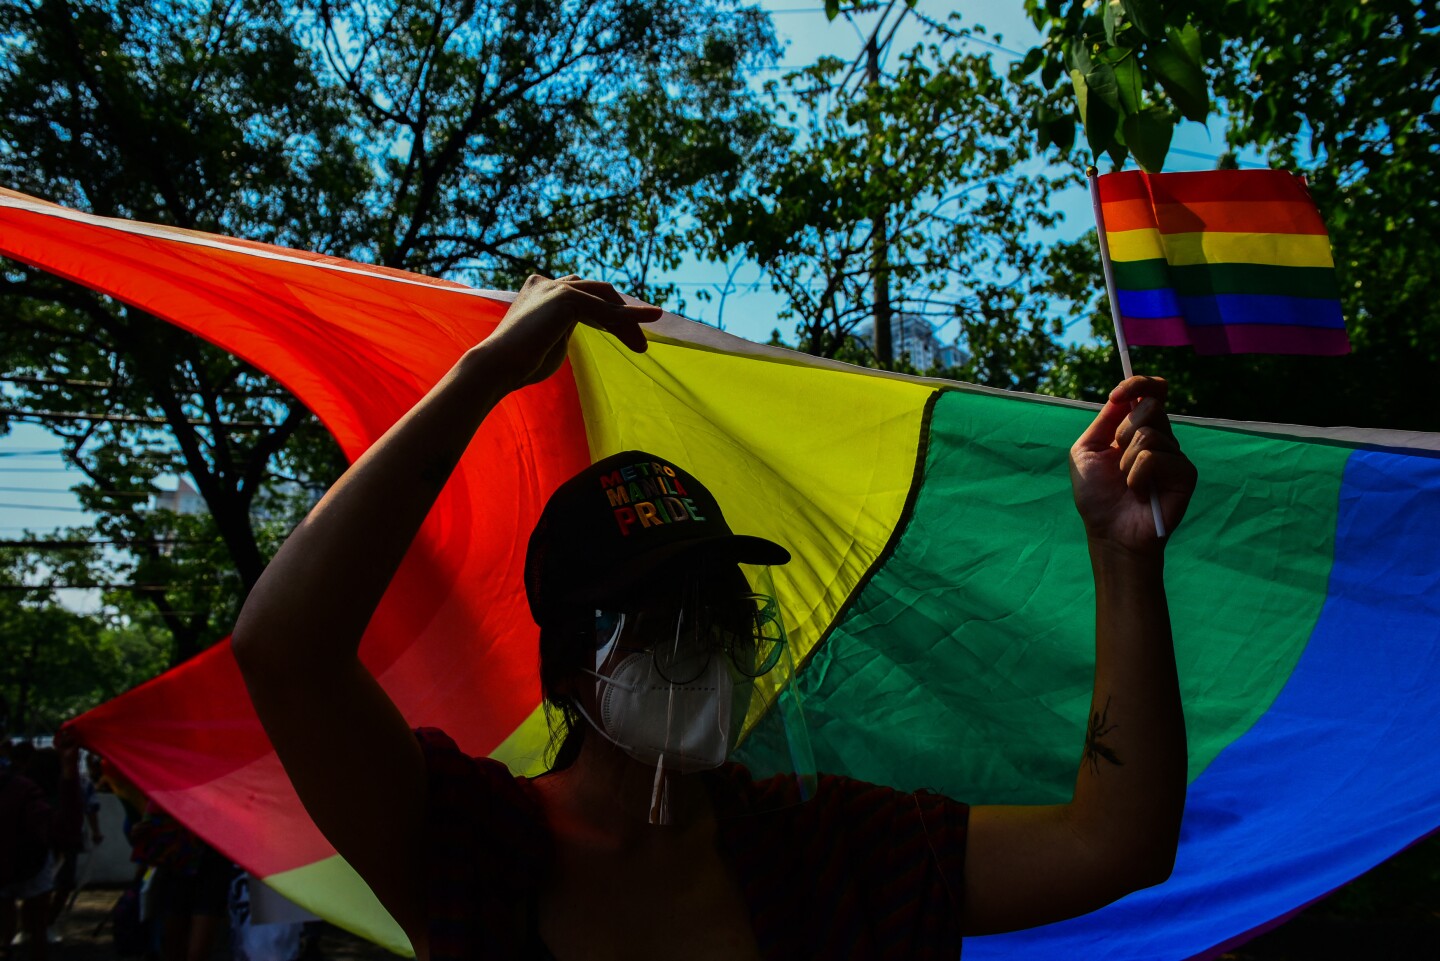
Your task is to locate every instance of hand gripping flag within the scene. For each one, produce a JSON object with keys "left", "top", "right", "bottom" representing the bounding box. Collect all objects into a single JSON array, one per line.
[
  {"left": 2, "top": 187, "right": 1437, "bottom": 961},
  {"left": 1094, "top": 169, "right": 1350, "bottom": 356}
]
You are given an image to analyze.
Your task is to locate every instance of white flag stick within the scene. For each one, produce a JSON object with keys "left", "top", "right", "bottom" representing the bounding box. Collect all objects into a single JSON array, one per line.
[{"left": 1087, "top": 165, "right": 1167, "bottom": 539}]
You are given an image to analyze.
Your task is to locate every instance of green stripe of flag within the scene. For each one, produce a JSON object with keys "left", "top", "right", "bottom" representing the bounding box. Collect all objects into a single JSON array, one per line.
[
  {"left": 1113, "top": 260, "right": 1340, "bottom": 300},
  {"left": 737, "top": 390, "right": 1348, "bottom": 802}
]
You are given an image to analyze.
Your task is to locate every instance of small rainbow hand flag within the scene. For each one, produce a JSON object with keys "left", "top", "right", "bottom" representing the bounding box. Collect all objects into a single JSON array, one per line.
[{"left": 1096, "top": 169, "right": 1349, "bottom": 355}]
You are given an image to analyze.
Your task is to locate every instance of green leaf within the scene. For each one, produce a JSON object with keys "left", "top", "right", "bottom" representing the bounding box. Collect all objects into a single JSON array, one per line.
[
  {"left": 1074, "top": 68, "right": 1120, "bottom": 159},
  {"left": 1070, "top": 67, "right": 1089, "bottom": 127},
  {"left": 1034, "top": 101, "right": 1078, "bottom": 156},
  {"left": 1013, "top": 46, "right": 1045, "bottom": 81},
  {"left": 1050, "top": 114, "right": 1077, "bottom": 154},
  {"left": 1146, "top": 41, "right": 1209, "bottom": 122},
  {"left": 1037, "top": 118, "right": 1055, "bottom": 153},
  {"left": 1113, "top": 53, "right": 1143, "bottom": 115},
  {"left": 1104, "top": 0, "right": 1120, "bottom": 46},
  {"left": 1085, "top": 59, "right": 1120, "bottom": 112},
  {"left": 1122, "top": 0, "right": 1163, "bottom": 39},
  {"left": 1024, "top": 0, "right": 1047, "bottom": 31},
  {"left": 1168, "top": 22, "right": 1203, "bottom": 67},
  {"left": 1123, "top": 106, "right": 1174, "bottom": 172},
  {"left": 1066, "top": 36, "right": 1092, "bottom": 76},
  {"left": 1106, "top": 139, "right": 1129, "bottom": 169},
  {"left": 1041, "top": 56, "right": 1064, "bottom": 89}
]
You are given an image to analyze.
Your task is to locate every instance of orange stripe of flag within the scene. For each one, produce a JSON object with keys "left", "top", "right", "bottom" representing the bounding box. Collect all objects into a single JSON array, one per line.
[{"left": 1102, "top": 198, "right": 1328, "bottom": 235}]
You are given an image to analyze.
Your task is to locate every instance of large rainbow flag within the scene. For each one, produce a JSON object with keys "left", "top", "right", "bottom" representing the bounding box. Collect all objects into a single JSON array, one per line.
[
  {"left": 2, "top": 187, "right": 1437, "bottom": 960},
  {"left": 1097, "top": 169, "right": 1350, "bottom": 355}
]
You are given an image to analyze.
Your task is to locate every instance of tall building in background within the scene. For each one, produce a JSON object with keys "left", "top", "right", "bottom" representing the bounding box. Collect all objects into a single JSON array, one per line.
[
  {"left": 855, "top": 314, "right": 966, "bottom": 371},
  {"left": 151, "top": 476, "right": 205, "bottom": 516}
]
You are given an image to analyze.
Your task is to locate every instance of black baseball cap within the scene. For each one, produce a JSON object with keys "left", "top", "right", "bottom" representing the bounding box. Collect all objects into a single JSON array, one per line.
[{"left": 524, "top": 450, "right": 790, "bottom": 624}]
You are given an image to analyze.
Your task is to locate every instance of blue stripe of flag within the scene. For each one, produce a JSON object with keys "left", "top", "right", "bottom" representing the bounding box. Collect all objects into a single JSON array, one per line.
[
  {"left": 1116, "top": 289, "right": 1346, "bottom": 329},
  {"left": 969, "top": 448, "right": 1440, "bottom": 961}
]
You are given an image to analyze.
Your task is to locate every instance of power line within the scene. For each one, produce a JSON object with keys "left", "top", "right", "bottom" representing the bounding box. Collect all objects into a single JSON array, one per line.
[
  {"left": 0, "top": 539, "right": 204, "bottom": 549},
  {"left": 952, "top": 32, "right": 1026, "bottom": 60},
  {"left": 2, "top": 376, "right": 119, "bottom": 389},
  {"left": 1, "top": 409, "right": 290, "bottom": 429},
  {"left": 0, "top": 486, "right": 148, "bottom": 496},
  {"left": 0, "top": 583, "right": 213, "bottom": 592},
  {"left": 1169, "top": 146, "right": 1270, "bottom": 169},
  {"left": 0, "top": 468, "right": 85, "bottom": 474},
  {"left": 0, "top": 375, "right": 293, "bottom": 399}
]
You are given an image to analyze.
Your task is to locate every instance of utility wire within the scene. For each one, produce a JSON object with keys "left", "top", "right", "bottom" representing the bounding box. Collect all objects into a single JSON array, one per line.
[
  {"left": 0, "top": 486, "right": 149, "bottom": 496},
  {"left": 1, "top": 409, "right": 294, "bottom": 429},
  {"left": 0, "top": 468, "right": 90, "bottom": 474},
  {"left": 0, "top": 583, "right": 215, "bottom": 592},
  {"left": 0, "top": 375, "right": 293, "bottom": 398},
  {"left": 0, "top": 539, "right": 205, "bottom": 549}
]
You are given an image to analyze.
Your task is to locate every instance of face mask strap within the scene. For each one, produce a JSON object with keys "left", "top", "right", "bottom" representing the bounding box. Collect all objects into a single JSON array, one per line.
[
  {"left": 571, "top": 663, "right": 684, "bottom": 826},
  {"left": 583, "top": 664, "right": 646, "bottom": 695},
  {"left": 649, "top": 679, "right": 682, "bottom": 825},
  {"left": 594, "top": 610, "right": 625, "bottom": 671}
]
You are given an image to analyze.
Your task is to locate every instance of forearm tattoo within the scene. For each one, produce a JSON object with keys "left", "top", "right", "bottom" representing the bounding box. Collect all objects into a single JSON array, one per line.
[{"left": 1083, "top": 695, "right": 1123, "bottom": 774}]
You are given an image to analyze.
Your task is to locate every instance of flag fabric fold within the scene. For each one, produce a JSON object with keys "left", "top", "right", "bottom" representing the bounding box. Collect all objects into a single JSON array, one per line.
[
  {"left": 1097, "top": 169, "right": 1350, "bottom": 356},
  {"left": 2, "top": 188, "right": 1436, "bottom": 961}
]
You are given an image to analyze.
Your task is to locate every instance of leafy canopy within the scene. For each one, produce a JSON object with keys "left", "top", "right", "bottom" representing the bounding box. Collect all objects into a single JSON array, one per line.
[{"left": 0, "top": 0, "right": 781, "bottom": 678}]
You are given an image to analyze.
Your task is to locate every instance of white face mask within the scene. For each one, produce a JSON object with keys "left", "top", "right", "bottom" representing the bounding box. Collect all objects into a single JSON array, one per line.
[{"left": 578, "top": 652, "right": 737, "bottom": 774}]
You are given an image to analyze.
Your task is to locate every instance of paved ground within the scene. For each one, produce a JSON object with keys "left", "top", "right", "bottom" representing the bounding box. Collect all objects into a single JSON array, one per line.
[
  {"left": 25, "top": 876, "right": 1439, "bottom": 961},
  {"left": 18, "top": 888, "right": 392, "bottom": 961},
  {"left": 1219, "top": 915, "right": 1440, "bottom": 960}
]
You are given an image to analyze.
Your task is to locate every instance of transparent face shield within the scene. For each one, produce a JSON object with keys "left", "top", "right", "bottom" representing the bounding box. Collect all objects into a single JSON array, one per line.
[{"left": 569, "top": 562, "right": 816, "bottom": 825}]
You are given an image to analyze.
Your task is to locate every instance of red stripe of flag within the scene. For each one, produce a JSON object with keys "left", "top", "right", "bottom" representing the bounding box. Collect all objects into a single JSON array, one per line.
[{"left": 1098, "top": 169, "right": 1318, "bottom": 207}]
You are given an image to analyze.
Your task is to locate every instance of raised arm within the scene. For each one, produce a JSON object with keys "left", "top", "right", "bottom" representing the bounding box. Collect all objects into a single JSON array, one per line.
[
  {"left": 962, "top": 376, "right": 1197, "bottom": 935},
  {"left": 231, "top": 276, "right": 658, "bottom": 952}
]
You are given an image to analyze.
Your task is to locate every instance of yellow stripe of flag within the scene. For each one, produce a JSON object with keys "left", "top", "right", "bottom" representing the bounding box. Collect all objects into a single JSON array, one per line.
[
  {"left": 566, "top": 326, "right": 934, "bottom": 734},
  {"left": 1107, "top": 229, "right": 1335, "bottom": 268},
  {"left": 491, "top": 329, "right": 936, "bottom": 778}
]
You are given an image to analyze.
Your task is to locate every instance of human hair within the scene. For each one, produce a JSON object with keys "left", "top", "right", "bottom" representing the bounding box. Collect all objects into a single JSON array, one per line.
[{"left": 537, "top": 610, "right": 590, "bottom": 771}]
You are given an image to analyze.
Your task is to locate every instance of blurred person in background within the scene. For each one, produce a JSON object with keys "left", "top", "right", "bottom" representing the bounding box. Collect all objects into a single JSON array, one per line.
[
  {"left": 129, "top": 797, "right": 236, "bottom": 961},
  {"left": 0, "top": 715, "right": 75, "bottom": 961}
]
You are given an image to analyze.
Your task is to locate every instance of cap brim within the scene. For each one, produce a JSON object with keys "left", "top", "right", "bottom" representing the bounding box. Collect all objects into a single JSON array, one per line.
[{"left": 561, "top": 534, "right": 791, "bottom": 609}]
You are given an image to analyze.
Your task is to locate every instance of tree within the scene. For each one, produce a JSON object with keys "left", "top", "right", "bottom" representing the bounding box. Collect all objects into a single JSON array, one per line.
[
  {"left": 538, "top": 9, "right": 785, "bottom": 311},
  {"left": 1015, "top": 0, "right": 1210, "bottom": 172},
  {"left": 1, "top": 0, "right": 370, "bottom": 662},
  {"left": 1024, "top": 0, "right": 1439, "bottom": 431},
  {"left": 0, "top": 553, "right": 168, "bottom": 734},
  {"left": 302, "top": 0, "right": 780, "bottom": 290},
  {"left": 715, "top": 16, "right": 1076, "bottom": 391},
  {"left": 0, "top": 0, "right": 783, "bottom": 665},
  {"left": 1207, "top": 0, "right": 1440, "bottom": 431}
]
